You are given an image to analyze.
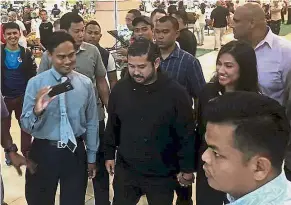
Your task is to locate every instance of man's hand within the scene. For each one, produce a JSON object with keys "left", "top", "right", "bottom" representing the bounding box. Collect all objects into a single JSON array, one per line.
[
  {"left": 8, "top": 152, "right": 27, "bottom": 176},
  {"left": 105, "top": 160, "right": 115, "bottom": 176},
  {"left": 34, "top": 87, "right": 56, "bottom": 116},
  {"left": 116, "top": 48, "right": 128, "bottom": 56},
  {"left": 88, "top": 163, "right": 97, "bottom": 179},
  {"left": 177, "top": 172, "right": 195, "bottom": 187}
]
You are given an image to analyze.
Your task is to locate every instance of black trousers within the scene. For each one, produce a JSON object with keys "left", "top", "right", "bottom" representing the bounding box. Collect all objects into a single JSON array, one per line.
[
  {"left": 92, "top": 120, "right": 110, "bottom": 205},
  {"left": 113, "top": 164, "right": 175, "bottom": 205},
  {"left": 25, "top": 138, "right": 88, "bottom": 205},
  {"left": 175, "top": 186, "right": 193, "bottom": 205},
  {"left": 270, "top": 20, "right": 281, "bottom": 35},
  {"left": 285, "top": 166, "right": 291, "bottom": 181}
]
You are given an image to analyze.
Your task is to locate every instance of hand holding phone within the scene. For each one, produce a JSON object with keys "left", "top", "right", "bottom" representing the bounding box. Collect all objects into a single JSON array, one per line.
[{"left": 34, "top": 87, "right": 56, "bottom": 116}]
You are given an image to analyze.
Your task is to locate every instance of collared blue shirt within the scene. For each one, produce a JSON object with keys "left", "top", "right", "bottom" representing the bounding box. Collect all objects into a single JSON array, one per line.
[
  {"left": 20, "top": 68, "right": 99, "bottom": 163},
  {"left": 227, "top": 172, "right": 291, "bottom": 205},
  {"left": 160, "top": 46, "right": 206, "bottom": 99}
]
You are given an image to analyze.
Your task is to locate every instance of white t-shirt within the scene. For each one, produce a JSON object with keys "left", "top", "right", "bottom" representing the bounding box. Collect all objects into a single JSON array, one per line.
[
  {"left": 196, "top": 9, "right": 206, "bottom": 24},
  {"left": 15, "top": 20, "right": 27, "bottom": 48},
  {"left": 107, "top": 53, "right": 117, "bottom": 72},
  {"left": 271, "top": 3, "right": 283, "bottom": 21}
]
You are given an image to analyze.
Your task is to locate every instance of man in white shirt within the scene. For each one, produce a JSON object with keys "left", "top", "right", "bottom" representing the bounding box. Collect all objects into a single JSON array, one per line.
[
  {"left": 202, "top": 92, "right": 291, "bottom": 205},
  {"left": 8, "top": 11, "right": 27, "bottom": 48},
  {"left": 232, "top": 3, "right": 291, "bottom": 105}
]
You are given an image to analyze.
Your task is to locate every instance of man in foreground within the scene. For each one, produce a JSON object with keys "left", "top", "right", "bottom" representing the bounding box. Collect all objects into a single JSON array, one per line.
[
  {"left": 104, "top": 38, "right": 196, "bottom": 205},
  {"left": 202, "top": 92, "right": 291, "bottom": 204},
  {"left": 21, "top": 31, "right": 98, "bottom": 205}
]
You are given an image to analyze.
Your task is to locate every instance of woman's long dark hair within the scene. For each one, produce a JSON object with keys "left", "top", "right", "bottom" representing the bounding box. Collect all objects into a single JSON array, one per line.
[
  {"left": 213, "top": 41, "right": 260, "bottom": 93},
  {"left": 200, "top": 3, "right": 206, "bottom": 14}
]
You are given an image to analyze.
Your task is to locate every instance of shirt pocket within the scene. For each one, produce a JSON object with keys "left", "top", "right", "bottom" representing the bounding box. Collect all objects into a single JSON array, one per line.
[{"left": 258, "top": 61, "right": 282, "bottom": 92}]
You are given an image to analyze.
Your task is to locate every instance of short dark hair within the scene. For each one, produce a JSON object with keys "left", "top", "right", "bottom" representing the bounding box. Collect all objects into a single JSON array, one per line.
[
  {"left": 60, "top": 12, "right": 84, "bottom": 31},
  {"left": 167, "top": 5, "right": 177, "bottom": 15},
  {"left": 204, "top": 92, "right": 290, "bottom": 172},
  {"left": 46, "top": 31, "right": 75, "bottom": 54},
  {"left": 128, "top": 9, "right": 141, "bottom": 18},
  {"left": 128, "top": 37, "right": 160, "bottom": 65},
  {"left": 85, "top": 20, "right": 101, "bottom": 30},
  {"left": 172, "top": 10, "right": 188, "bottom": 25},
  {"left": 3, "top": 22, "right": 20, "bottom": 33},
  {"left": 150, "top": 9, "right": 167, "bottom": 20},
  {"left": 39, "top": 9, "right": 47, "bottom": 14},
  {"left": 157, "top": 16, "right": 179, "bottom": 31},
  {"left": 213, "top": 41, "right": 260, "bottom": 93}
]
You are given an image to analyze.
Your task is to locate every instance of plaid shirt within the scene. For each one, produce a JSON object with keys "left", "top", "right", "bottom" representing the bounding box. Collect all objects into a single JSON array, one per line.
[{"left": 160, "top": 46, "right": 206, "bottom": 98}]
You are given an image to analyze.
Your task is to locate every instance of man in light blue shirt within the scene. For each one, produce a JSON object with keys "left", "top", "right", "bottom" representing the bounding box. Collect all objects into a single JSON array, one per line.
[
  {"left": 202, "top": 92, "right": 291, "bottom": 205},
  {"left": 20, "top": 31, "right": 99, "bottom": 205}
]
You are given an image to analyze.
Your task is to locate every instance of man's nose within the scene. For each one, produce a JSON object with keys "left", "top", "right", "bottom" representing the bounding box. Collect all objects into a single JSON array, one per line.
[{"left": 201, "top": 148, "right": 211, "bottom": 164}]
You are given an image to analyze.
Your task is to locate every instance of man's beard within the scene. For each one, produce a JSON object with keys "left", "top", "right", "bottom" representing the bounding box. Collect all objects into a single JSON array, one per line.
[{"left": 131, "top": 67, "right": 156, "bottom": 85}]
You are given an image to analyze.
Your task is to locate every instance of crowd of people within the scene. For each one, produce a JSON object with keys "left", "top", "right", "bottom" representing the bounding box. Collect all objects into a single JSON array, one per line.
[{"left": 1, "top": 1, "right": 291, "bottom": 205}]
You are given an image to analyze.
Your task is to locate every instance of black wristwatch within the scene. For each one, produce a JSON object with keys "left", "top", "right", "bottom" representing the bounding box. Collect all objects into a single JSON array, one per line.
[{"left": 4, "top": 144, "right": 18, "bottom": 153}]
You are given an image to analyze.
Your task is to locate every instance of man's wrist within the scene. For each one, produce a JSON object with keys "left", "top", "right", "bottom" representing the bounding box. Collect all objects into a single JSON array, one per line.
[{"left": 4, "top": 144, "right": 18, "bottom": 153}]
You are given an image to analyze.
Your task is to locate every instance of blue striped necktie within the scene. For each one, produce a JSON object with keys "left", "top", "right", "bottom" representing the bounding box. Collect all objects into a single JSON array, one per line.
[{"left": 59, "top": 76, "right": 77, "bottom": 152}]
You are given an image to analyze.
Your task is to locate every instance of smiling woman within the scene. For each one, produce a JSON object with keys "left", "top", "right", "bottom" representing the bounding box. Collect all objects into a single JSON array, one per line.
[{"left": 195, "top": 40, "right": 260, "bottom": 205}]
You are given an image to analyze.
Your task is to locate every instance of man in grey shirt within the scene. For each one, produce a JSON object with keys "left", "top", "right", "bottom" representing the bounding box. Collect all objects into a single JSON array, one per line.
[{"left": 38, "top": 12, "right": 110, "bottom": 120}]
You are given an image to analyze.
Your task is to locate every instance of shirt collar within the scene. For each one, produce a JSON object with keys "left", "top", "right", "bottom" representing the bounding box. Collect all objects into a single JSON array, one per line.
[
  {"left": 164, "top": 45, "right": 180, "bottom": 60},
  {"left": 255, "top": 27, "right": 274, "bottom": 50},
  {"left": 76, "top": 42, "right": 87, "bottom": 53},
  {"left": 227, "top": 172, "right": 289, "bottom": 205},
  {"left": 51, "top": 67, "right": 63, "bottom": 82}
]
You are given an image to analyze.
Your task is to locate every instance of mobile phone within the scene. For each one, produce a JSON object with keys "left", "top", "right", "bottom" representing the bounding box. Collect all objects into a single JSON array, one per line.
[{"left": 48, "top": 80, "right": 74, "bottom": 97}]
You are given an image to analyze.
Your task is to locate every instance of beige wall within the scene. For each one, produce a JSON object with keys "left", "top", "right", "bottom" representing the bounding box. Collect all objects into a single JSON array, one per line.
[{"left": 93, "top": 0, "right": 140, "bottom": 47}]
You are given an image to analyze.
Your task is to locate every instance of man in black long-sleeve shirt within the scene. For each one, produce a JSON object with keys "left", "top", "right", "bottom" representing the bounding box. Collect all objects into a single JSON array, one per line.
[
  {"left": 172, "top": 10, "right": 197, "bottom": 57},
  {"left": 104, "top": 38, "right": 196, "bottom": 205}
]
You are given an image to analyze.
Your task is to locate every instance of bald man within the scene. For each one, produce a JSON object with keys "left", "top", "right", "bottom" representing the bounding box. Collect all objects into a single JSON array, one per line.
[
  {"left": 232, "top": 3, "right": 291, "bottom": 105},
  {"left": 233, "top": 2, "right": 291, "bottom": 181},
  {"left": 8, "top": 11, "right": 27, "bottom": 48}
]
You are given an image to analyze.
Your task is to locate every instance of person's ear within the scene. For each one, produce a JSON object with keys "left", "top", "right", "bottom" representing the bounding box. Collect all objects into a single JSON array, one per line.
[
  {"left": 47, "top": 51, "right": 53, "bottom": 60},
  {"left": 176, "top": 30, "right": 180, "bottom": 39},
  {"left": 249, "top": 155, "right": 272, "bottom": 181},
  {"left": 154, "top": 57, "right": 160, "bottom": 70},
  {"left": 100, "top": 34, "right": 103, "bottom": 38}
]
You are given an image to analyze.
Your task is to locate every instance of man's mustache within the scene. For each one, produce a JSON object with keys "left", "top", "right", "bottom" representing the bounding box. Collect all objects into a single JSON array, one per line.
[{"left": 133, "top": 75, "right": 144, "bottom": 79}]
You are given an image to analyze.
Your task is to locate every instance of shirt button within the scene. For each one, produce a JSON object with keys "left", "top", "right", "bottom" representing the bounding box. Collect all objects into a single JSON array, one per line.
[
  {"left": 141, "top": 117, "right": 143, "bottom": 121},
  {"left": 144, "top": 138, "right": 148, "bottom": 142}
]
